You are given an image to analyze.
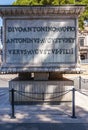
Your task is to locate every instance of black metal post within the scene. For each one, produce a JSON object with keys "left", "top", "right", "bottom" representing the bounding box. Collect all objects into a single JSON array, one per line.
[
  {"left": 79, "top": 76, "right": 81, "bottom": 89},
  {"left": 11, "top": 88, "right": 16, "bottom": 119},
  {"left": 71, "top": 88, "right": 76, "bottom": 118},
  {"left": 42, "top": 92, "right": 44, "bottom": 101}
]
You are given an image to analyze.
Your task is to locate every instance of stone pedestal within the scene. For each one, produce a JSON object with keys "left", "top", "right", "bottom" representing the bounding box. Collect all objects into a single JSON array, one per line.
[
  {"left": 49, "top": 72, "right": 63, "bottom": 80},
  {"left": 34, "top": 72, "right": 49, "bottom": 80},
  {"left": 9, "top": 74, "right": 73, "bottom": 104},
  {"left": 1, "top": 5, "right": 84, "bottom": 105}
]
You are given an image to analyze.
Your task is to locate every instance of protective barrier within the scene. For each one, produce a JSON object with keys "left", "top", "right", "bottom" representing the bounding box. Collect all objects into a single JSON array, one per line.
[
  {"left": 10, "top": 88, "right": 88, "bottom": 118},
  {"left": 0, "top": 86, "right": 88, "bottom": 119},
  {"left": 9, "top": 88, "right": 77, "bottom": 119}
]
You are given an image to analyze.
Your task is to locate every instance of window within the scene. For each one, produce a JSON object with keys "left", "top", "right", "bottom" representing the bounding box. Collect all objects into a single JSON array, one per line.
[
  {"left": 79, "top": 37, "right": 85, "bottom": 46},
  {"left": 80, "top": 54, "right": 85, "bottom": 60}
]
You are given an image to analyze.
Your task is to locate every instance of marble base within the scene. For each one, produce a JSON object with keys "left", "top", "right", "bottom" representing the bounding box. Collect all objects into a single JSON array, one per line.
[{"left": 9, "top": 78, "right": 74, "bottom": 104}]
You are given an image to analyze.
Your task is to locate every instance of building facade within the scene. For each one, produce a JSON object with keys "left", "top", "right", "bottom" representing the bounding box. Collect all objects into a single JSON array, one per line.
[{"left": 79, "top": 24, "right": 88, "bottom": 64}]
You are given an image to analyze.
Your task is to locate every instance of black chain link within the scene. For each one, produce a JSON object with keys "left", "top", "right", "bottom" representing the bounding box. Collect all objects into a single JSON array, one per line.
[
  {"left": 9, "top": 88, "right": 88, "bottom": 98},
  {"left": 11, "top": 89, "right": 72, "bottom": 95},
  {"left": 15, "top": 89, "right": 71, "bottom": 101},
  {"left": 76, "top": 89, "right": 88, "bottom": 97},
  {"left": 0, "top": 90, "right": 9, "bottom": 97}
]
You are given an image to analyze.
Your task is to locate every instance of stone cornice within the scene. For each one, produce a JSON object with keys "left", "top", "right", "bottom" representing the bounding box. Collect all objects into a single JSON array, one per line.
[{"left": 0, "top": 5, "right": 85, "bottom": 17}]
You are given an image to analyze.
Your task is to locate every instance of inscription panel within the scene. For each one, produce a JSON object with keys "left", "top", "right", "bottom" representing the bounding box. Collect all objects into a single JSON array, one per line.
[{"left": 5, "top": 18, "right": 76, "bottom": 67}]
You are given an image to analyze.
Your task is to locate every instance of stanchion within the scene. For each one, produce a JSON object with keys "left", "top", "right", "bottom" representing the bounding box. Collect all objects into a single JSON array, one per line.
[
  {"left": 11, "top": 88, "right": 16, "bottom": 119},
  {"left": 71, "top": 88, "right": 76, "bottom": 118},
  {"left": 79, "top": 76, "right": 81, "bottom": 89},
  {"left": 42, "top": 92, "right": 45, "bottom": 101}
]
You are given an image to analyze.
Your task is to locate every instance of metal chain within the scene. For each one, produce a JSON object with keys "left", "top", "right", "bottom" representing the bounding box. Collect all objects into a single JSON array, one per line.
[
  {"left": 0, "top": 90, "right": 9, "bottom": 97},
  {"left": 77, "top": 89, "right": 88, "bottom": 97},
  {"left": 16, "top": 89, "right": 71, "bottom": 101},
  {"left": 12, "top": 89, "right": 72, "bottom": 95}
]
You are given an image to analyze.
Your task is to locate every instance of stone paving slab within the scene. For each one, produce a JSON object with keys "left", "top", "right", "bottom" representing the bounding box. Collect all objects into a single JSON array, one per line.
[{"left": 0, "top": 104, "right": 88, "bottom": 124}]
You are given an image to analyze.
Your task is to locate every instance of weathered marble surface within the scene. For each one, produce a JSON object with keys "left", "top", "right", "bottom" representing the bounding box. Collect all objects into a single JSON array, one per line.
[
  {"left": 0, "top": 6, "right": 85, "bottom": 73},
  {"left": 9, "top": 79, "right": 73, "bottom": 103}
]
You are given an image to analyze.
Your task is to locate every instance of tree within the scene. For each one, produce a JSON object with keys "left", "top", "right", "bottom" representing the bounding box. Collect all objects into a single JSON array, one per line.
[
  {"left": 13, "top": 0, "right": 75, "bottom": 5},
  {"left": 13, "top": 0, "right": 88, "bottom": 30},
  {"left": 13, "top": 0, "right": 39, "bottom": 5},
  {"left": 75, "top": 0, "right": 88, "bottom": 30}
]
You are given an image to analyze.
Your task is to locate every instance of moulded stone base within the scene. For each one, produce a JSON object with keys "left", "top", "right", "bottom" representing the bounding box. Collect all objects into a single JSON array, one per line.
[{"left": 9, "top": 78, "right": 74, "bottom": 105}]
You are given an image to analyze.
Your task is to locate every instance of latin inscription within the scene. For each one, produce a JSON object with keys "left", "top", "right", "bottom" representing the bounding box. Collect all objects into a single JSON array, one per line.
[
  {"left": 8, "top": 48, "right": 73, "bottom": 55},
  {"left": 5, "top": 19, "right": 76, "bottom": 64},
  {"left": 7, "top": 26, "right": 75, "bottom": 32},
  {"left": 6, "top": 38, "right": 75, "bottom": 44}
]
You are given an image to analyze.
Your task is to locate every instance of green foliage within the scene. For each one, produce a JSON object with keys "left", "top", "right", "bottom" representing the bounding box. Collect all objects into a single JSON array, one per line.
[
  {"left": 13, "top": 0, "right": 88, "bottom": 30},
  {"left": 76, "top": 0, "right": 88, "bottom": 30},
  {"left": 13, "top": 0, "right": 75, "bottom": 5},
  {"left": 13, "top": 0, "right": 40, "bottom": 5}
]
